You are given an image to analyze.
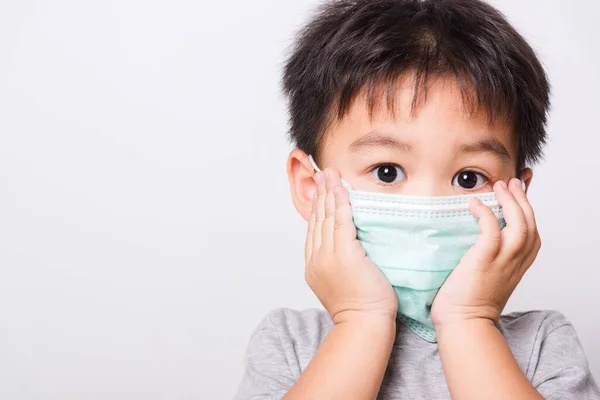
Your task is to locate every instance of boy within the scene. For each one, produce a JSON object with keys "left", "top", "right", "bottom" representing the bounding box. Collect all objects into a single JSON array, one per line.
[{"left": 235, "top": 0, "right": 600, "bottom": 399}]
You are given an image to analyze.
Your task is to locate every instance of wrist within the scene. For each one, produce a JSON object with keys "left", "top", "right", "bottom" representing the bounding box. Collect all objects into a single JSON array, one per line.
[
  {"left": 432, "top": 304, "right": 500, "bottom": 330},
  {"left": 333, "top": 311, "right": 397, "bottom": 343},
  {"left": 333, "top": 309, "right": 397, "bottom": 326},
  {"left": 436, "top": 318, "right": 497, "bottom": 343}
]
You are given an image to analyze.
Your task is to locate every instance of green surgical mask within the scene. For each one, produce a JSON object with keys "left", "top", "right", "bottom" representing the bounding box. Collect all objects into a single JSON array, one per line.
[{"left": 309, "top": 156, "right": 505, "bottom": 342}]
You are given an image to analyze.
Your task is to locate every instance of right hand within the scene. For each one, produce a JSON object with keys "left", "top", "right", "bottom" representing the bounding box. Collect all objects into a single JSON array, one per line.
[{"left": 305, "top": 168, "right": 398, "bottom": 325}]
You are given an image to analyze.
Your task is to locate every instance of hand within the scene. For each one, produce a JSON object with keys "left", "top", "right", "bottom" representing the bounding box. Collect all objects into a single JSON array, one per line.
[
  {"left": 305, "top": 168, "right": 398, "bottom": 325},
  {"left": 431, "top": 178, "right": 541, "bottom": 328}
]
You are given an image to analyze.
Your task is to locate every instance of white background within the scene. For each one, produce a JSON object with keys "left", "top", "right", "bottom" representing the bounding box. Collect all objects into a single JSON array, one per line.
[{"left": 0, "top": 0, "right": 598, "bottom": 399}]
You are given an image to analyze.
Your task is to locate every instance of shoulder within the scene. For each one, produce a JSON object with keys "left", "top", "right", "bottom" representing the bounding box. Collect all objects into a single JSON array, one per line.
[
  {"left": 499, "top": 309, "right": 574, "bottom": 352},
  {"left": 499, "top": 310, "right": 582, "bottom": 378},
  {"left": 235, "top": 309, "right": 332, "bottom": 399},
  {"left": 501, "top": 311, "right": 600, "bottom": 397},
  {"left": 253, "top": 308, "right": 333, "bottom": 350},
  {"left": 500, "top": 309, "right": 571, "bottom": 338}
]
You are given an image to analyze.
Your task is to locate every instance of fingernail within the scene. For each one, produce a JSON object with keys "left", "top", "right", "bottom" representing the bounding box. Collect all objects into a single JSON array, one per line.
[
  {"left": 511, "top": 179, "right": 521, "bottom": 190},
  {"left": 497, "top": 181, "right": 508, "bottom": 190}
]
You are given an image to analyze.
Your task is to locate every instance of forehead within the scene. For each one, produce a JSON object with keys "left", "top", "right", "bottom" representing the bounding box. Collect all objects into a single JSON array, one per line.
[{"left": 321, "top": 76, "right": 516, "bottom": 158}]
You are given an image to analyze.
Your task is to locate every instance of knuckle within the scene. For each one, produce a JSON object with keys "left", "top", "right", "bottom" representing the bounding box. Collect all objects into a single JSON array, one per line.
[
  {"left": 509, "top": 236, "right": 527, "bottom": 252},
  {"left": 337, "top": 249, "right": 356, "bottom": 266},
  {"left": 515, "top": 222, "right": 529, "bottom": 238},
  {"left": 529, "top": 226, "right": 539, "bottom": 241},
  {"left": 530, "top": 224, "right": 539, "bottom": 237},
  {"left": 491, "top": 232, "right": 502, "bottom": 244},
  {"left": 486, "top": 228, "right": 502, "bottom": 243},
  {"left": 474, "top": 257, "right": 493, "bottom": 270},
  {"left": 518, "top": 227, "right": 529, "bottom": 239},
  {"left": 490, "top": 227, "right": 502, "bottom": 241},
  {"left": 515, "top": 226, "right": 529, "bottom": 242}
]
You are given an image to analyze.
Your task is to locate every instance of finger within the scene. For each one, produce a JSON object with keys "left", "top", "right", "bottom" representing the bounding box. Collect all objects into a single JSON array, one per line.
[
  {"left": 521, "top": 234, "right": 542, "bottom": 274},
  {"left": 333, "top": 184, "right": 357, "bottom": 253},
  {"left": 321, "top": 169, "right": 338, "bottom": 250},
  {"left": 312, "top": 171, "right": 326, "bottom": 250},
  {"left": 508, "top": 178, "right": 537, "bottom": 239},
  {"left": 469, "top": 197, "right": 502, "bottom": 263},
  {"left": 305, "top": 193, "right": 317, "bottom": 262},
  {"left": 494, "top": 180, "right": 528, "bottom": 253},
  {"left": 326, "top": 168, "right": 343, "bottom": 192}
]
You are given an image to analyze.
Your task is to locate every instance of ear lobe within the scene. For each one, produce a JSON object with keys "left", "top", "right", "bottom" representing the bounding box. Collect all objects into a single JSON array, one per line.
[
  {"left": 519, "top": 168, "right": 533, "bottom": 193},
  {"left": 287, "top": 149, "right": 317, "bottom": 222}
]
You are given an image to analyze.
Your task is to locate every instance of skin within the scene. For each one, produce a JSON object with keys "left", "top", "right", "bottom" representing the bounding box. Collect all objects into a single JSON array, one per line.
[{"left": 284, "top": 76, "right": 543, "bottom": 400}]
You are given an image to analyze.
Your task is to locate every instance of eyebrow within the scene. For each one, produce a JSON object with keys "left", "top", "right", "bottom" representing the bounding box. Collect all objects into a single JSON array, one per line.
[
  {"left": 459, "top": 138, "right": 511, "bottom": 161},
  {"left": 349, "top": 131, "right": 412, "bottom": 153}
]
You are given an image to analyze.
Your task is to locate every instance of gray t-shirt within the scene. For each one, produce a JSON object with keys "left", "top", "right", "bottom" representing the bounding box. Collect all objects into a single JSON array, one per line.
[{"left": 234, "top": 308, "right": 599, "bottom": 400}]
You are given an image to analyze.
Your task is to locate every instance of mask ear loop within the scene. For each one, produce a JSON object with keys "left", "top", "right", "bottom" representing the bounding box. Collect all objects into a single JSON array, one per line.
[
  {"left": 307, "top": 155, "right": 353, "bottom": 192},
  {"left": 308, "top": 155, "right": 321, "bottom": 173}
]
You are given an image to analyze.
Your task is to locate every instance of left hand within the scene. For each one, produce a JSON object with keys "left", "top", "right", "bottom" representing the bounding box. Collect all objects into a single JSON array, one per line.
[{"left": 431, "top": 178, "right": 541, "bottom": 328}]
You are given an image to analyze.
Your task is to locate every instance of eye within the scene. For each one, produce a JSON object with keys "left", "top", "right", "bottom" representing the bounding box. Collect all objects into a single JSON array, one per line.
[
  {"left": 452, "top": 170, "right": 487, "bottom": 190},
  {"left": 371, "top": 164, "right": 406, "bottom": 184}
]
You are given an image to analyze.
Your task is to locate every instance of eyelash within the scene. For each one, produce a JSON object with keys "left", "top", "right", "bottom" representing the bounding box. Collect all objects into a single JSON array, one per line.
[
  {"left": 368, "top": 163, "right": 405, "bottom": 186},
  {"left": 460, "top": 169, "right": 491, "bottom": 182},
  {"left": 367, "top": 164, "right": 492, "bottom": 186}
]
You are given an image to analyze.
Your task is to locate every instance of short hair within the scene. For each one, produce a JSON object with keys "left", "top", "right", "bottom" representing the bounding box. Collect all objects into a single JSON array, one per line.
[{"left": 282, "top": 0, "right": 551, "bottom": 170}]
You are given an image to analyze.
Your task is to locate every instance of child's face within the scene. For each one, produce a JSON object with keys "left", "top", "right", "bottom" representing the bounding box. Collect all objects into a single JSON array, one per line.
[{"left": 288, "top": 76, "right": 532, "bottom": 220}]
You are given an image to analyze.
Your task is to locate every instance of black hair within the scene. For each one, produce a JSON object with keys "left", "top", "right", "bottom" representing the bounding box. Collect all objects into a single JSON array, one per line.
[{"left": 282, "top": 0, "right": 550, "bottom": 170}]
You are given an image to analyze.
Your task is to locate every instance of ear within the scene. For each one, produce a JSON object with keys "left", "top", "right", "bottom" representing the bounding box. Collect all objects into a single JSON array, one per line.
[
  {"left": 519, "top": 168, "right": 533, "bottom": 194},
  {"left": 287, "top": 149, "right": 317, "bottom": 222}
]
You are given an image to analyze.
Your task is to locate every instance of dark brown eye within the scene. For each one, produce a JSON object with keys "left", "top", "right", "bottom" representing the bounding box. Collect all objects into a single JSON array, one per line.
[
  {"left": 371, "top": 164, "right": 406, "bottom": 184},
  {"left": 453, "top": 171, "right": 486, "bottom": 190}
]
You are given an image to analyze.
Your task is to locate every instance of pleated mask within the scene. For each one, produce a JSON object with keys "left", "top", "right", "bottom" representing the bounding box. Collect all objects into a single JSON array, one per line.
[{"left": 309, "top": 156, "right": 505, "bottom": 342}]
